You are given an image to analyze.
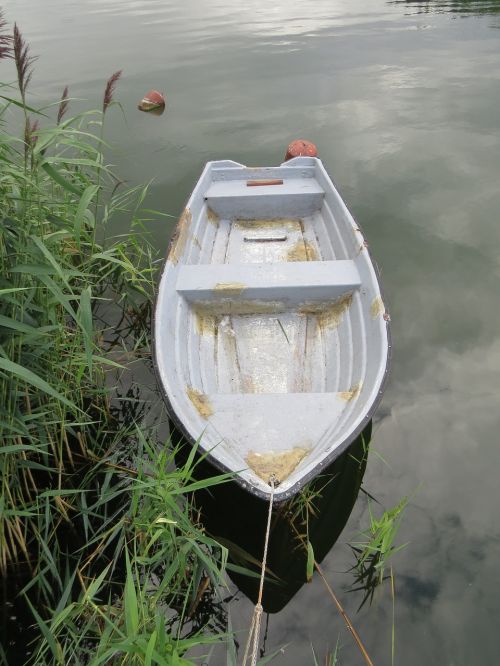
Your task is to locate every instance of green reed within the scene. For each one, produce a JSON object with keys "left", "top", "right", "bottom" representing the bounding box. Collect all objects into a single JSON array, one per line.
[
  {"left": 27, "top": 435, "right": 236, "bottom": 665},
  {"left": 349, "top": 496, "right": 408, "bottom": 610},
  {"left": 311, "top": 638, "right": 340, "bottom": 666},
  {"left": 0, "top": 11, "right": 243, "bottom": 664},
  {"left": 0, "top": 68, "right": 154, "bottom": 579}
]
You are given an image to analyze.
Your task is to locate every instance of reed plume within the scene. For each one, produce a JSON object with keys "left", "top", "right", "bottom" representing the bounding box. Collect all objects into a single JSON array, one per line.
[
  {"left": 13, "top": 23, "right": 36, "bottom": 103},
  {"left": 24, "top": 117, "right": 39, "bottom": 158},
  {"left": 23, "top": 116, "right": 38, "bottom": 169},
  {"left": 0, "top": 9, "right": 12, "bottom": 60},
  {"left": 102, "top": 70, "right": 122, "bottom": 114},
  {"left": 57, "top": 85, "right": 69, "bottom": 124}
]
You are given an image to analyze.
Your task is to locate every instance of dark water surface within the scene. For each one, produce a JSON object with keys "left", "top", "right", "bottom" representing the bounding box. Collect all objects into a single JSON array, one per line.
[{"left": 3, "top": 0, "right": 500, "bottom": 663}]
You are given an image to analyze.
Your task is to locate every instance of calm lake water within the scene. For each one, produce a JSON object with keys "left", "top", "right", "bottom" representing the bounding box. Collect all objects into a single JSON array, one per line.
[{"left": 3, "top": 0, "right": 500, "bottom": 663}]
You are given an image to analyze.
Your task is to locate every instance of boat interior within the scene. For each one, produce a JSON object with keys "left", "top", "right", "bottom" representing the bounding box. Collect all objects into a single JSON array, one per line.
[{"left": 159, "top": 160, "right": 387, "bottom": 497}]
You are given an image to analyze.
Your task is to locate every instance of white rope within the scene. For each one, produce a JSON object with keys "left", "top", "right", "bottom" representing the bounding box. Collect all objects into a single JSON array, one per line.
[{"left": 242, "top": 475, "right": 276, "bottom": 666}]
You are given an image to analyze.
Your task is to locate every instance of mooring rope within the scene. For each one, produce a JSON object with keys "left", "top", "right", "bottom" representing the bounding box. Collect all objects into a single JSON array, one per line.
[{"left": 242, "top": 474, "right": 276, "bottom": 666}]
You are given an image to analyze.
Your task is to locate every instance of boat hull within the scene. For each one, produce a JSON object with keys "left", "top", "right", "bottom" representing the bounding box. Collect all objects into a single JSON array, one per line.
[{"left": 154, "top": 157, "right": 390, "bottom": 501}]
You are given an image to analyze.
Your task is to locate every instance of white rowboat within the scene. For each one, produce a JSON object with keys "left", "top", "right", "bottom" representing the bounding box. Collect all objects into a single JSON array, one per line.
[{"left": 154, "top": 157, "right": 391, "bottom": 501}]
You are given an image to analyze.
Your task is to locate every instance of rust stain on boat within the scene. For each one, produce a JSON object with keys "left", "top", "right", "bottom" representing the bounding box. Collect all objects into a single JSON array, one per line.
[
  {"left": 371, "top": 296, "right": 385, "bottom": 319},
  {"left": 339, "top": 381, "right": 363, "bottom": 401},
  {"left": 207, "top": 207, "right": 219, "bottom": 225},
  {"left": 187, "top": 387, "right": 213, "bottom": 418},
  {"left": 214, "top": 282, "right": 246, "bottom": 295},
  {"left": 169, "top": 208, "right": 192, "bottom": 265},
  {"left": 286, "top": 240, "right": 319, "bottom": 262},
  {"left": 246, "top": 447, "right": 309, "bottom": 484},
  {"left": 300, "top": 292, "right": 353, "bottom": 329}
]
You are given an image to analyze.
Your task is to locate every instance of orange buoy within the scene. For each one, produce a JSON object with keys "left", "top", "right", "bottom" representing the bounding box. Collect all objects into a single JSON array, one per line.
[
  {"left": 138, "top": 90, "right": 166, "bottom": 112},
  {"left": 285, "top": 139, "right": 318, "bottom": 161}
]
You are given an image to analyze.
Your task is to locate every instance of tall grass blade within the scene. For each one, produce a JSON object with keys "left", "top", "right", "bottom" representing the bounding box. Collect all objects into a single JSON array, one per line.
[
  {"left": 306, "top": 540, "right": 314, "bottom": 583},
  {"left": 0, "top": 358, "right": 76, "bottom": 409},
  {"left": 124, "top": 548, "right": 139, "bottom": 637},
  {"left": 74, "top": 184, "right": 99, "bottom": 246},
  {"left": 41, "top": 162, "right": 82, "bottom": 195}
]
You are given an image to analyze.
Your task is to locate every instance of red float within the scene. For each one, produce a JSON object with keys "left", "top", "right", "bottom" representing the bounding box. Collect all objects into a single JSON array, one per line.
[
  {"left": 284, "top": 139, "right": 318, "bottom": 161},
  {"left": 138, "top": 90, "right": 166, "bottom": 112}
]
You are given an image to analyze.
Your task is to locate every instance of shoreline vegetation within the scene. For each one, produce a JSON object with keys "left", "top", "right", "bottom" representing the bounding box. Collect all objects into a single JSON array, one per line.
[
  {"left": 0, "top": 9, "right": 407, "bottom": 666},
  {"left": 0, "top": 12, "right": 236, "bottom": 665}
]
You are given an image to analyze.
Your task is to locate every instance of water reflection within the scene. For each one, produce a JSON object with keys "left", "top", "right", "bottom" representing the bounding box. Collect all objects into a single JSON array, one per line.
[
  {"left": 181, "top": 423, "right": 371, "bottom": 614},
  {"left": 391, "top": 0, "right": 500, "bottom": 15}
]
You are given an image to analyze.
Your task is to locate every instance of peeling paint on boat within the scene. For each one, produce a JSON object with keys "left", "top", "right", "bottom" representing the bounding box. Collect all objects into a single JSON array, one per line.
[
  {"left": 169, "top": 208, "right": 191, "bottom": 264},
  {"left": 186, "top": 387, "right": 213, "bottom": 418},
  {"left": 339, "top": 381, "right": 363, "bottom": 402},
  {"left": 299, "top": 292, "right": 353, "bottom": 329},
  {"left": 287, "top": 240, "right": 319, "bottom": 262},
  {"left": 371, "top": 295, "right": 385, "bottom": 319},
  {"left": 214, "top": 282, "right": 247, "bottom": 295},
  {"left": 207, "top": 207, "right": 219, "bottom": 225},
  {"left": 234, "top": 218, "right": 302, "bottom": 231},
  {"left": 194, "top": 311, "right": 218, "bottom": 336},
  {"left": 193, "top": 299, "right": 288, "bottom": 317},
  {"left": 241, "top": 375, "right": 257, "bottom": 392},
  {"left": 246, "top": 447, "right": 310, "bottom": 484}
]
